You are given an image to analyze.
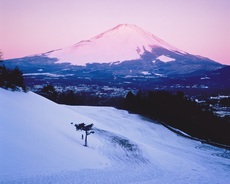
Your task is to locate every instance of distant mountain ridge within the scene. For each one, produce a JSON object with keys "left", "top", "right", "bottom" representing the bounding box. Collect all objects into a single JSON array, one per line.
[
  {"left": 7, "top": 24, "right": 223, "bottom": 73},
  {"left": 4, "top": 24, "right": 228, "bottom": 94}
]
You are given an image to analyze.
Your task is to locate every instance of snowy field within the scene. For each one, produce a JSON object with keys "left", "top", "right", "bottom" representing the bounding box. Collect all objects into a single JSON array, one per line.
[{"left": 0, "top": 88, "right": 229, "bottom": 184}]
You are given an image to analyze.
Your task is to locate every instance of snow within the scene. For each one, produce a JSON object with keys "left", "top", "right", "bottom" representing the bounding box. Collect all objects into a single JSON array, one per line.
[
  {"left": 153, "top": 73, "right": 165, "bottom": 77},
  {"left": 200, "top": 77, "right": 210, "bottom": 80},
  {"left": 0, "top": 88, "right": 230, "bottom": 184},
  {"left": 210, "top": 95, "right": 230, "bottom": 100},
  {"left": 141, "top": 71, "right": 151, "bottom": 75},
  {"left": 153, "top": 55, "right": 176, "bottom": 63},
  {"left": 47, "top": 24, "right": 182, "bottom": 66},
  {"left": 215, "top": 110, "right": 230, "bottom": 117},
  {"left": 23, "top": 73, "right": 74, "bottom": 77}
]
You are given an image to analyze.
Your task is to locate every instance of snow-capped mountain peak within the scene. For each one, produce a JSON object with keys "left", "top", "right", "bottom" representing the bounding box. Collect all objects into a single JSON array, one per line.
[{"left": 47, "top": 24, "right": 183, "bottom": 65}]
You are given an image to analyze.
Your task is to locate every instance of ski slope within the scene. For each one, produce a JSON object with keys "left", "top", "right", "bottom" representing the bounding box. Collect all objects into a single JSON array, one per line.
[{"left": 0, "top": 88, "right": 229, "bottom": 184}]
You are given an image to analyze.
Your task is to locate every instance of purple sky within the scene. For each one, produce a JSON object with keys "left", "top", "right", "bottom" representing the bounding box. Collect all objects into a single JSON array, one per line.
[{"left": 0, "top": 0, "right": 229, "bottom": 64}]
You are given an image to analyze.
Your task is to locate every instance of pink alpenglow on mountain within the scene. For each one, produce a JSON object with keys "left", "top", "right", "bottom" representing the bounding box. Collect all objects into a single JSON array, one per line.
[{"left": 47, "top": 24, "right": 184, "bottom": 66}]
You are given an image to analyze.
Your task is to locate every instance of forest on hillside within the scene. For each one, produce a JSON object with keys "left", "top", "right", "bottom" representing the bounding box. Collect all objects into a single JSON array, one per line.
[
  {"left": 123, "top": 91, "right": 230, "bottom": 146},
  {"left": 0, "top": 53, "right": 26, "bottom": 91}
]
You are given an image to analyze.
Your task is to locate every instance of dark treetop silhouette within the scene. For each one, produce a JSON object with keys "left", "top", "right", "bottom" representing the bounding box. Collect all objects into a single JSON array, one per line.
[{"left": 71, "top": 122, "right": 94, "bottom": 147}]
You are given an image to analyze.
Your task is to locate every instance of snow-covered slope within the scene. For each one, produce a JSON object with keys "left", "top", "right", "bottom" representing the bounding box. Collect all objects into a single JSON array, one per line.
[
  {"left": 47, "top": 24, "right": 184, "bottom": 65},
  {"left": 0, "top": 89, "right": 108, "bottom": 178},
  {"left": 153, "top": 55, "right": 176, "bottom": 63},
  {"left": 0, "top": 88, "right": 229, "bottom": 184}
]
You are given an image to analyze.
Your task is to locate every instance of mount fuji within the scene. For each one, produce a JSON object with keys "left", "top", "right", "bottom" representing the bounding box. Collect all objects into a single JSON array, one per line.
[
  {"left": 47, "top": 24, "right": 185, "bottom": 66},
  {"left": 4, "top": 24, "right": 227, "bottom": 93}
]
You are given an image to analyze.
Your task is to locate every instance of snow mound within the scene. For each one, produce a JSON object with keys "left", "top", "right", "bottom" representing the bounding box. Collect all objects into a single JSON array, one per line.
[{"left": 0, "top": 88, "right": 229, "bottom": 184}]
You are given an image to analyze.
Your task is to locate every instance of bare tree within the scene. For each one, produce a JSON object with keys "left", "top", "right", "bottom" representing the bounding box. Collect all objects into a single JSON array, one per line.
[{"left": 71, "top": 122, "right": 94, "bottom": 147}]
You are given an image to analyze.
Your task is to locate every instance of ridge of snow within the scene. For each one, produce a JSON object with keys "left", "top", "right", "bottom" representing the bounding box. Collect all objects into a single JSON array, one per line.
[
  {"left": 0, "top": 88, "right": 229, "bottom": 183},
  {"left": 47, "top": 24, "right": 183, "bottom": 66},
  {"left": 23, "top": 72, "right": 74, "bottom": 77},
  {"left": 153, "top": 55, "right": 176, "bottom": 63},
  {"left": 141, "top": 71, "right": 151, "bottom": 75}
]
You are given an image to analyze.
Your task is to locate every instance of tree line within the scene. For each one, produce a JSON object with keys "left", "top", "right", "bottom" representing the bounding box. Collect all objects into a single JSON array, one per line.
[
  {"left": 0, "top": 53, "right": 26, "bottom": 91},
  {"left": 123, "top": 90, "right": 230, "bottom": 146},
  {"left": 38, "top": 84, "right": 123, "bottom": 106}
]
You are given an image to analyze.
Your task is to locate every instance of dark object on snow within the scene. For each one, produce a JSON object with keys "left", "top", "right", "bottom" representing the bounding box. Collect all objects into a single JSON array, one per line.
[
  {"left": 75, "top": 123, "right": 86, "bottom": 131},
  {"left": 72, "top": 122, "right": 94, "bottom": 147}
]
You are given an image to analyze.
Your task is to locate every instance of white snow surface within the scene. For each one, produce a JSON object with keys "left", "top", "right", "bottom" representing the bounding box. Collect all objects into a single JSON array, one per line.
[
  {"left": 23, "top": 73, "right": 74, "bottom": 77},
  {"left": 141, "top": 71, "right": 151, "bottom": 75},
  {"left": 153, "top": 55, "right": 176, "bottom": 63},
  {"left": 0, "top": 88, "right": 229, "bottom": 184},
  {"left": 47, "top": 24, "right": 182, "bottom": 65}
]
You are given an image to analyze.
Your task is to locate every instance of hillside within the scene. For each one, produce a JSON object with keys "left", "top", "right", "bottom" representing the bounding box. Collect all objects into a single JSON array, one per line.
[{"left": 0, "top": 88, "right": 229, "bottom": 183}]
